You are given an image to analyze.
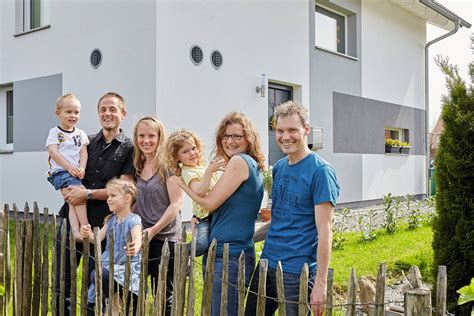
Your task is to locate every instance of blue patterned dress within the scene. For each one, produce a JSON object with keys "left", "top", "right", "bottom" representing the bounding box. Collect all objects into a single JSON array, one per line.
[{"left": 87, "top": 213, "right": 142, "bottom": 303}]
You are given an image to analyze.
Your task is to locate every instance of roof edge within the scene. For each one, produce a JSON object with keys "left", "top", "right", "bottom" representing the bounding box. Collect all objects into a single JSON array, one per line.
[{"left": 419, "top": 0, "right": 471, "bottom": 29}]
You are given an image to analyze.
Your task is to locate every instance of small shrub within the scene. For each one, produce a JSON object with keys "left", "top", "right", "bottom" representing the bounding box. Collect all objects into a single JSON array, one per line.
[
  {"left": 383, "top": 193, "right": 397, "bottom": 234},
  {"left": 358, "top": 209, "right": 377, "bottom": 242},
  {"left": 332, "top": 207, "right": 350, "bottom": 250},
  {"left": 407, "top": 200, "right": 422, "bottom": 230}
]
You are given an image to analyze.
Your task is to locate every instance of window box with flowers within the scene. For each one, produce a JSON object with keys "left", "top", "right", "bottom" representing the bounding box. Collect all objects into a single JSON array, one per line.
[{"left": 385, "top": 138, "right": 411, "bottom": 154}]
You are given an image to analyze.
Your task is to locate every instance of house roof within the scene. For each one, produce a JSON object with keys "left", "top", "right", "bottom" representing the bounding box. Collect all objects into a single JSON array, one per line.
[
  {"left": 432, "top": 116, "right": 444, "bottom": 134},
  {"left": 390, "top": 0, "right": 471, "bottom": 31}
]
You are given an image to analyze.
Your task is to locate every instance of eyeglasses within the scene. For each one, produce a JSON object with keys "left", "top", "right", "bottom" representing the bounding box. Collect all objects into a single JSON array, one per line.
[{"left": 221, "top": 134, "right": 245, "bottom": 141}]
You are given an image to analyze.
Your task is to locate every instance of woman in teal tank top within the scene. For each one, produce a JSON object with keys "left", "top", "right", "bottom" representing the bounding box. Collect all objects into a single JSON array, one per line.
[{"left": 179, "top": 112, "right": 265, "bottom": 316}]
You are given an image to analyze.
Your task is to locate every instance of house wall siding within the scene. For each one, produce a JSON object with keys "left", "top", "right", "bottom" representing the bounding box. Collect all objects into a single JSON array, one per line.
[{"left": 333, "top": 92, "right": 425, "bottom": 155}]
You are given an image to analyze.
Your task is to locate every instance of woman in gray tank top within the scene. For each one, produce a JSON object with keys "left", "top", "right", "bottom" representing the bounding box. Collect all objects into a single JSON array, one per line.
[{"left": 132, "top": 116, "right": 183, "bottom": 315}]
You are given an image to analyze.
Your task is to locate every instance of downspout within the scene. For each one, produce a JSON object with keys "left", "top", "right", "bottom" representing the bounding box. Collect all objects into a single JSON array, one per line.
[{"left": 424, "top": 19, "right": 460, "bottom": 196}]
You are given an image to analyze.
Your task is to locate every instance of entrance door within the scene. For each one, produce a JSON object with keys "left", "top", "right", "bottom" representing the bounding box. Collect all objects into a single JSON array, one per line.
[{"left": 268, "top": 84, "right": 293, "bottom": 166}]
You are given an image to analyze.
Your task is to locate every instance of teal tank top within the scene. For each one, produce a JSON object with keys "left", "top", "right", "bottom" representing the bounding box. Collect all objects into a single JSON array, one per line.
[{"left": 209, "top": 154, "right": 264, "bottom": 255}]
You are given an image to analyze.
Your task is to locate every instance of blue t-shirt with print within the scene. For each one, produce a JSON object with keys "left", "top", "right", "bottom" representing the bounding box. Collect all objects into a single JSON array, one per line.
[{"left": 261, "top": 152, "right": 340, "bottom": 274}]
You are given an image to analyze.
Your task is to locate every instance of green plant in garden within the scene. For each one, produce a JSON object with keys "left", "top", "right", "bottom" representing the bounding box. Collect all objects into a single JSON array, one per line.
[
  {"left": 262, "top": 166, "right": 273, "bottom": 199},
  {"left": 404, "top": 194, "right": 412, "bottom": 214},
  {"left": 432, "top": 53, "right": 474, "bottom": 314},
  {"left": 383, "top": 193, "right": 397, "bottom": 235},
  {"left": 407, "top": 200, "right": 422, "bottom": 230},
  {"left": 457, "top": 278, "right": 474, "bottom": 309},
  {"left": 332, "top": 207, "right": 350, "bottom": 250},
  {"left": 358, "top": 209, "right": 377, "bottom": 242}
]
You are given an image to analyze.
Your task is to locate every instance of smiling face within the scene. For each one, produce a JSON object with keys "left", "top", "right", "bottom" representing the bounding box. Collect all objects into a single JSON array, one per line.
[
  {"left": 275, "top": 113, "right": 309, "bottom": 159},
  {"left": 98, "top": 96, "right": 126, "bottom": 132},
  {"left": 56, "top": 100, "right": 81, "bottom": 131},
  {"left": 220, "top": 123, "right": 249, "bottom": 158},
  {"left": 136, "top": 122, "right": 160, "bottom": 157},
  {"left": 177, "top": 138, "right": 200, "bottom": 167}
]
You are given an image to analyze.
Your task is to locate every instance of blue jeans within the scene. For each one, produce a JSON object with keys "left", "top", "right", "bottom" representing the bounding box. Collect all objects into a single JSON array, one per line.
[
  {"left": 48, "top": 170, "right": 82, "bottom": 190},
  {"left": 244, "top": 261, "right": 315, "bottom": 316},
  {"left": 208, "top": 250, "right": 255, "bottom": 316},
  {"left": 191, "top": 218, "right": 210, "bottom": 257}
]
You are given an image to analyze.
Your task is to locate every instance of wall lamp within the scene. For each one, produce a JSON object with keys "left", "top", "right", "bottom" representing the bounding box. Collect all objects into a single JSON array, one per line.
[{"left": 255, "top": 74, "right": 267, "bottom": 98}]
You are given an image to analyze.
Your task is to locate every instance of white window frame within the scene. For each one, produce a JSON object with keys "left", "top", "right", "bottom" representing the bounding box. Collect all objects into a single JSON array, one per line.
[
  {"left": 315, "top": 4, "right": 347, "bottom": 55},
  {"left": 0, "top": 86, "right": 14, "bottom": 152},
  {"left": 15, "top": 0, "right": 51, "bottom": 35},
  {"left": 385, "top": 127, "right": 407, "bottom": 142}
]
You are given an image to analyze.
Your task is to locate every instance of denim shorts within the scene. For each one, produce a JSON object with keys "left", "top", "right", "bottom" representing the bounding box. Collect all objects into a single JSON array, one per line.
[{"left": 47, "top": 170, "right": 82, "bottom": 190}]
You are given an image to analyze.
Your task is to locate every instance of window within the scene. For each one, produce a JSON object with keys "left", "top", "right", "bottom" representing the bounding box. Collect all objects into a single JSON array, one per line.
[
  {"left": 315, "top": 5, "right": 345, "bottom": 54},
  {"left": 0, "top": 87, "right": 14, "bottom": 152},
  {"left": 385, "top": 128, "right": 409, "bottom": 143},
  {"left": 15, "top": 0, "right": 50, "bottom": 34}
]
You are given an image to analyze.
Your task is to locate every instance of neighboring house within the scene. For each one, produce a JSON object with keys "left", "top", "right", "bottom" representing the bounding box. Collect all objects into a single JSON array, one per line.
[
  {"left": 0, "top": 0, "right": 470, "bottom": 217},
  {"left": 429, "top": 116, "right": 444, "bottom": 158}
]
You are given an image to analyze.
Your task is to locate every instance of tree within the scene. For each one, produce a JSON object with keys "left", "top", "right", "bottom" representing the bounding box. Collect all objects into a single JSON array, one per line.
[{"left": 432, "top": 45, "right": 474, "bottom": 314}]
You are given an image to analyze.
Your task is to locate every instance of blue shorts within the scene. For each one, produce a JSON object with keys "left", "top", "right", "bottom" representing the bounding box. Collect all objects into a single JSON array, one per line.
[{"left": 47, "top": 170, "right": 83, "bottom": 190}]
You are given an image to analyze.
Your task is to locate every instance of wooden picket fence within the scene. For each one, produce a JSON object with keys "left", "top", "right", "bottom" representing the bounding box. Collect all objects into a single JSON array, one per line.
[{"left": 0, "top": 202, "right": 449, "bottom": 316}]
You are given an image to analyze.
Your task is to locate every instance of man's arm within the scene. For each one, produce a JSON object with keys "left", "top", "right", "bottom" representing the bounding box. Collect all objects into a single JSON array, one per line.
[{"left": 310, "top": 202, "right": 335, "bottom": 316}]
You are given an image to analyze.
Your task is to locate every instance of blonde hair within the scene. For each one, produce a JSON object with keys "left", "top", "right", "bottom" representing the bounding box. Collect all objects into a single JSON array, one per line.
[
  {"left": 106, "top": 178, "right": 138, "bottom": 206},
  {"left": 214, "top": 112, "right": 265, "bottom": 171},
  {"left": 56, "top": 93, "right": 80, "bottom": 110},
  {"left": 164, "top": 129, "right": 205, "bottom": 176},
  {"left": 274, "top": 100, "right": 309, "bottom": 127},
  {"left": 133, "top": 116, "right": 167, "bottom": 181},
  {"left": 97, "top": 92, "right": 126, "bottom": 113}
]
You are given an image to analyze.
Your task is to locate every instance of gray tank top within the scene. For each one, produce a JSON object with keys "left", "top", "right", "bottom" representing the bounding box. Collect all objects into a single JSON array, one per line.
[{"left": 135, "top": 172, "right": 182, "bottom": 242}]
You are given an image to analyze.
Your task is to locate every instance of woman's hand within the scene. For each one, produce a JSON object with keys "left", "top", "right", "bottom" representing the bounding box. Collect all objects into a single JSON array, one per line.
[
  {"left": 142, "top": 227, "right": 156, "bottom": 240},
  {"left": 207, "top": 158, "right": 227, "bottom": 173}
]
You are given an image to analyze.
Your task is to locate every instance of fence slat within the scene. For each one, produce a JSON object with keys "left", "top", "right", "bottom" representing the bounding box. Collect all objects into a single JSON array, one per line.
[
  {"left": 59, "top": 218, "right": 67, "bottom": 316},
  {"left": 405, "top": 288, "right": 431, "bottom": 316},
  {"left": 32, "top": 202, "right": 41, "bottom": 316},
  {"left": 298, "top": 263, "right": 309, "bottom": 316},
  {"left": 12, "top": 203, "right": 18, "bottom": 221},
  {"left": 220, "top": 243, "right": 229, "bottom": 316},
  {"left": 50, "top": 213, "right": 57, "bottom": 316},
  {"left": 41, "top": 208, "right": 49, "bottom": 316},
  {"left": 0, "top": 206, "right": 5, "bottom": 315},
  {"left": 201, "top": 238, "right": 217, "bottom": 315},
  {"left": 375, "top": 263, "right": 386, "bottom": 316},
  {"left": 138, "top": 231, "right": 150, "bottom": 315},
  {"left": 237, "top": 252, "right": 246, "bottom": 316},
  {"left": 276, "top": 261, "right": 286, "bottom": 316},
  {"left": 24, "top": 201, "right": 30, "bottom": 220},
  {"left": 186, "top": 229, "right": 197, "bottom": 316},
  {"left": 171, "top": 242, "right": 181, "bottom": 316},
  {"left": 178, "top": 237, "right": 188, "bottom": 316},
  {"left": 346, "top": 268, "right": 357, "bottom": 316},
  {"left": 80, "top": 239, "right": 90, "bottom": 316},
  {"left": 326, "top": 268, "right": 334, "bottom": 316},
  {"left": 257, "top": 259, "right": 268, "bottom": 315},
  {"left": 69, "top": 229, "right": 77, "bottom": 316},
  {"left": 4, "top": 204, "right": 11, "bottom": 316},
  {"left": 107, "top": 229, "right": 114, "bottom": 316},
  {"left": 94, "top": 227, "right": 103, "bottom": 316},
  {"left": 14, "top": 220, "right": 24, "bottom": 316},
  {"left": 122, "top": 234, "right": 132, "bottom": 316},
  {"left": 154, "top": 239, "right": 170, "bottom": 316},
  {"left": 435, "top": 265, "right": 447, "bottom": 316},
  {"left": 22, "top": 220, "right": 34, "bottom": 316}
]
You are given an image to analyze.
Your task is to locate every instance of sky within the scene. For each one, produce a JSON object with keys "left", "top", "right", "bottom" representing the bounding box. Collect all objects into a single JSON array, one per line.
[{"left": 427, "top": 0, "right": 473, "bottom": 130}]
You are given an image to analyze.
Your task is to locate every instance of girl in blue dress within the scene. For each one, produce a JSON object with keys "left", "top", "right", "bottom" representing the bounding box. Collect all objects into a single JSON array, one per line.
[{"left": 81, "top": 178, "right": 142, "bottom": 315}]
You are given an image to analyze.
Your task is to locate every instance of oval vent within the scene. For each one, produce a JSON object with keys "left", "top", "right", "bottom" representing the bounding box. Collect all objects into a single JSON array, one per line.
[
  {"left": 210, "top": 50, "right": 223, "bottom": 69},
  {"left": 190, "top": 45, "right": 203, "bottom": 65},
  {"left": 90, "top": 49, "right": 102, "bottom": 69}
]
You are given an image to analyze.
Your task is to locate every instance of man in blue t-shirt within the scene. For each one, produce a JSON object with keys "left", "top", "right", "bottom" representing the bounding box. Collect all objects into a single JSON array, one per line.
[{"left": 245, "top": 101, "right": 340, "bottom": 316}]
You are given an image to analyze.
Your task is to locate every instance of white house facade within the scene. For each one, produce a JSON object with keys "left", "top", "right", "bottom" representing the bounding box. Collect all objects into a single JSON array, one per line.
[{"left": 0, "top": 0, "right": 470, "bottom": 218}]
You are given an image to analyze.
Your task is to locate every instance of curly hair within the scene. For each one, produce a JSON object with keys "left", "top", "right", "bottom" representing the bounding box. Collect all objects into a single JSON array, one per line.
[
  {"left": 213, "top": 112, "right": 265, "bottom": 171},
  {"left": 133, "top": 116, "right": 167, "bottom": 181},
  {"left": 164, "top": 129, "right": 205, "bottom": 176}
]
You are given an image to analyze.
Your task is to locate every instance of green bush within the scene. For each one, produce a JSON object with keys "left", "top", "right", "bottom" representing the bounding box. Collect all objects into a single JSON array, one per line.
[{"left": 432, "top": 54, "right": 474, "bottom": 314}]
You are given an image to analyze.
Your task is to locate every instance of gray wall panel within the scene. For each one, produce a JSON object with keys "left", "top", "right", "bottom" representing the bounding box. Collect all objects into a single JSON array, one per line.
[
  {"left": 13, "top": 74, "right": 62, "bottom": 152},
  {"left": 333, "top": 92, "right": 425, "bottom": 155}
]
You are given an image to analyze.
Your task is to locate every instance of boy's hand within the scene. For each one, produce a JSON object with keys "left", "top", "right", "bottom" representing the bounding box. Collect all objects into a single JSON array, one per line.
[
  {"left": 67, "top": 166, "right": 81, "bottom": 178},
  {"left": 80, "top": 224, "right": 92, "bottom": 240},
  {"left": 77, "top": 168, "right": 85, "bottom": 180},
  {"left": 207, "top": 158, "right": 226, "bottom": 173}
]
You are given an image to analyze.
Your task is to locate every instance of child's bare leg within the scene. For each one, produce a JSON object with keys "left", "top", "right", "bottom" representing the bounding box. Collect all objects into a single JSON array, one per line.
[{"left": 68, "top": 205, "right": 82, "bottom": 241}]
